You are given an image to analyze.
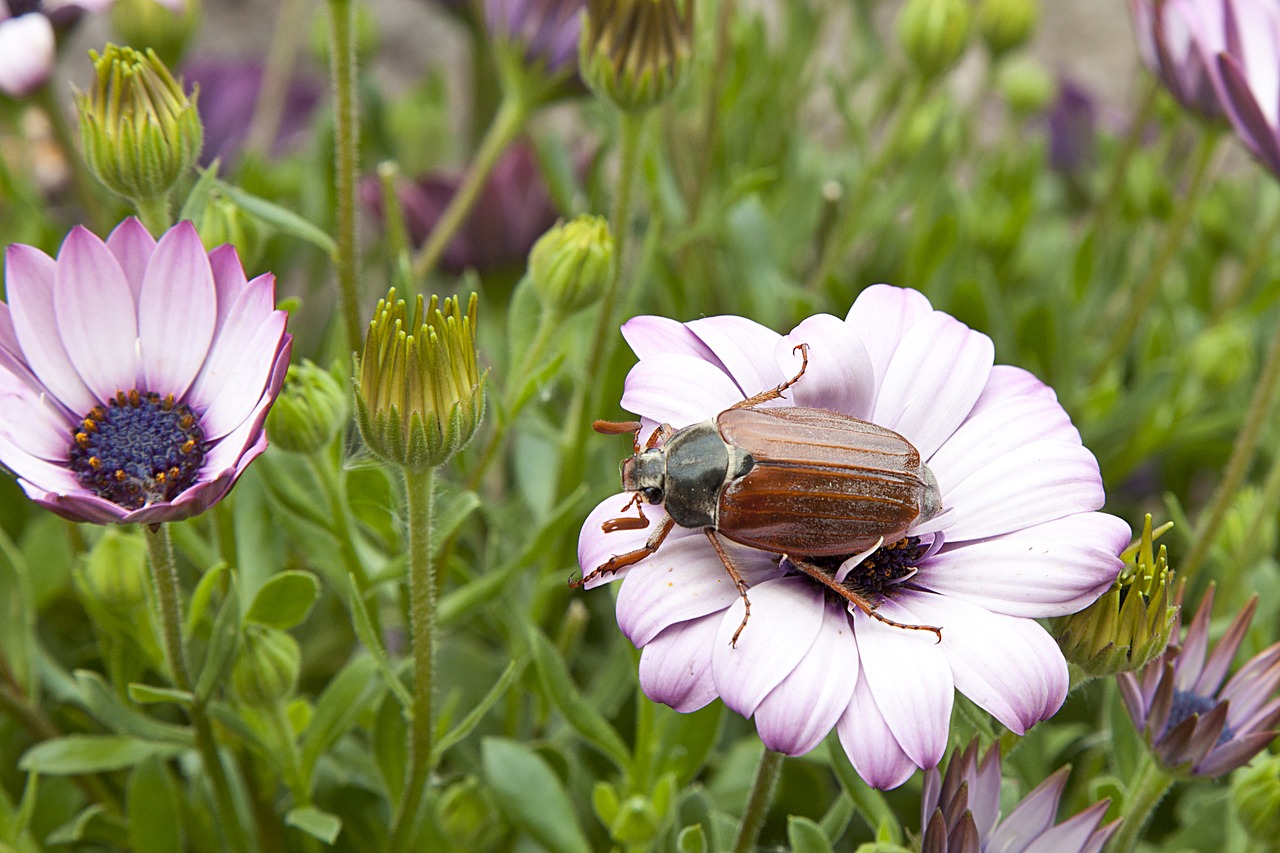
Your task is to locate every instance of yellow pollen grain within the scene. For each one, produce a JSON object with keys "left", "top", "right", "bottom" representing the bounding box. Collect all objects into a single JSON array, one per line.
[
  {"left": 114, "top": 470, "right": 127, "bottom": 481},
  {"left": 181, "top": 439, "right": 196, "bottom": 454},
  {"left": 88, "top": 457, "right": 101, "bottom": 469},
  {"left": 179, "top": 415, "right": 194, "bottom": 429},
  {"left": 75, "top": 433, "right": 90, "bottom": 448}
]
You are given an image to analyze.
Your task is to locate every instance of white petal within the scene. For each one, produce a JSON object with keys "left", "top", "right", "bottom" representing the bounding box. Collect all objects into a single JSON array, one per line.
[
  {"left": 776, "top": 314, "right": 876, "bottom": 419},
  {"left": 837, "top": 674, "right": 919, "bottom": 790},
  {"left": 620, "top": 353, "right": 745, "bottom": 428},
  {"left": 637, "top": 614, "right": 721, "bottom": 712}
]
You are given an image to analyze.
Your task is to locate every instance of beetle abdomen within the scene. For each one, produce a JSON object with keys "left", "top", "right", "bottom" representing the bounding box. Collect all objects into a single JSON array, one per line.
[{"left": 715, "top": 407, "right": 935, "bottom": 557}]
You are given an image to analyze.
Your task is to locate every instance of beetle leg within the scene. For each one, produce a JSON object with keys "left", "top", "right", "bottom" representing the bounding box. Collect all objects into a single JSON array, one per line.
[
  {"left": 645, "top": 423, "right": 676, "bottom": 449},
  {"left": 601, "top": 492, "right": 650, "bottom": 532},
  {"left": 704, "top": 530, "right": 754, "bottom": 647},
  {"left": 571, "top": 513, "right": 676, "bottom": 588},
  {"left": 729, "top": 343, "right": 810, "bottom": 410},
  {"left": 785, "top": 556, "right": 943, "bottom": 643}
]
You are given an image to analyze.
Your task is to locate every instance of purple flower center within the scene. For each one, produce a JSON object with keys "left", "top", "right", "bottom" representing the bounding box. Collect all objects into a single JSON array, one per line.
[
  {"left": 7, "top": 0, "right": 42, "bottom": 15},
  {"left": 68, "top": 390, "right": 207, "bottom": 510},
  {"left": 1165, "top": 690, "right": 1234, "bottom": 746},
  {"left": 792, "top": 536, "right": 926, "bottom": 600}
]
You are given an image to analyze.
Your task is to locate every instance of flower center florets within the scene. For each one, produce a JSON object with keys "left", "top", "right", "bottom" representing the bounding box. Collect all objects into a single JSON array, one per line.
[
  {"left": 68, "top": 390, "right": 207, "bottom": 510},
  {"left": 790, "top": 536, "right": 927, "bottom": 602},
  {"left": 1165, "top": 689, "right": 1234, "bottom": 747}
]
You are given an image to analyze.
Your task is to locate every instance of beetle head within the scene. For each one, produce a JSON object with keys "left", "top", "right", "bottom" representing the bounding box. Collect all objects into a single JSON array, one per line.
[{"left": 621, "top": 449, "right": 666, "bottom": 505}]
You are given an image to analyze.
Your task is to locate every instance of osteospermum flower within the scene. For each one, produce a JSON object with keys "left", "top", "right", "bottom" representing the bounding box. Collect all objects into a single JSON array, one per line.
[
  {"left": 1129, "top": 0, "right": 1230, "bottom": 120},
  {"left": 577, "top": 285, "right": 1128, "bottom": 789},
  {"left": 1211, "top": 0, "right": 1280, "bottom": 176},
  {"left": 0, "top": 218, "right": 291, "bottom": 524},
  {"left": 1118, "top": 585, "right": 1280, "bottom": 777},
  {"left": 920, "top": 739, "right": 1119, "bottom": 853},
  {"left": 485, "top": 0, "right": 585, "bottom": 75}
]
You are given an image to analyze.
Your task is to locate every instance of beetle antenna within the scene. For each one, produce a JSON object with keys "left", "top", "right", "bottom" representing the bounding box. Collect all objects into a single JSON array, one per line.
[{"left": 729, "top": 342, "right": 811, "bottom": 410}]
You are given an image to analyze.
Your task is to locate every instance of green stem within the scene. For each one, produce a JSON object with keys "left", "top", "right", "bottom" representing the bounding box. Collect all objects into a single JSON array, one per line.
[
  {"left": 411, "top": 93, "right": 529, "bottom": 282},
  {"left": 557, "top": 109, "right": 647, "bottom": 500},
  {"left": 386, "top": 467, "right": 438, "bottom": 852},
  {"left": 1214, "top": 201, "right": 1280, "bottom": 320},
  {"left": 805, "top": 80, "right": 927, "bottom": 294},
  {"left": 267, "top": 701, "right": 320, "bottom": 853},
  {"left": 1110, "top": 753, "right": 1175, "bottom": 853},
  {"left": 1181, "top": 317, "right": 1280, "bottom": 582},
  {"left": 1092, "top": 131, "right": 1220, "bottom": 383},
  {"left": 733, "top": 749, "right": 784, "bottom": 853},
  {"left": 143, "top": 525, "right": 246, "bottom": 852},
  {"left": 246, "top": 0, "right": 308, "bottom": 156},
  {"left": 134, "top": 194, "right": 172, "bottom": 235},
  {"left": 376, "top": 161, "right": 412, "bottom": 271},
  {"left": 327, "top": 0, "right": 363, "bottom": 352}
]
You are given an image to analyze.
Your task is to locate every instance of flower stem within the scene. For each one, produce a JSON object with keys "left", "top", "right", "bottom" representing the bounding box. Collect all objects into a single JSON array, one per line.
[
  {"left": 143, "top": 524, "right": 247, "bottom": 852},
  {"left": 386, "top": 466, "right": 438, "bottom": 851},
  {"left": 246, "top": 0, "right": 307, "bottom": 156},
  {"left": 327, "top": 0, "right": 363, "bottom": 352},
  {"left": 1091, "top": 130, "right": 1220, "bottom": 383},
  {"left": 1181, "top": 316, "right": 1280, "bottom": 582},
  {"left": 733, "top": 749, "right": 784, "bottom": 853},
  {"left": 1110, "top": 753, "right": 1175, "bottom": 853},
  {"left": 411, "top": 93, "right": 529, "bottom": 282},
  {"left": 134, "top": 194, "right": 172, "bottom": 235}
]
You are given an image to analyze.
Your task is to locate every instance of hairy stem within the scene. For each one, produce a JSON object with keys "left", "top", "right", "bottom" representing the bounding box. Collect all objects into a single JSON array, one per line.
[
  {"left": 327, "top": 0, "right": 363, "bottom": 351},
  {"left": 1110, "top": 753, "right": 1175, "bottom": 853},
  {"left": 733, "top": 749, "right": 784, "bottom": 853}
]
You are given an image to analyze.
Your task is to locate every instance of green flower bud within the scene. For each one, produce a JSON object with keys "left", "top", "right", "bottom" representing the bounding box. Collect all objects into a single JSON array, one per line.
[
  {"left": 197, "top": 195, "right": 261, "bottom": 264},
  {"left": 1055, "top": 514, "right": 1177, "bottom": 679},
  {"left": 231, "top": 625, "right": 301, "bottom": 706},
  {"left": 897, "top": 0, "right": 971, "bottom": 80},
  {"left": 1188, "top": 320, "right": 1253, "bottom": 391},
  {"left": 529, "top": 215, "right": 615, "bottom": 314},
  {"left": 1233, "top": 754, "right": 1280, "bottom": 844},
  {"left": 83, "top": 528, "right": 149, "bottom": 613},
  {"left": 997, "top": 56, "right": 1055, "bottom": 115},
  {"left": 78, "top": 44, "right": 203, "bottom": 205},
  {"left": 581, "top": 0, "right": 693, "bottom": 112},
  {"left": 610, "top": 795, "right": 660, "bottom": 846},
  {"left": 437, "top": 777, "right": 502, "bottom": 850},
  {"left": 109, "top": 0, "right": 202, "bottom": 69},
  {"left": 977, "top": 0, "right": 1038, "bottom": 59},
  {"left": 266, "top": 360, "right": 348, "bottom": 455},
  {"left": 355, "top": 291, "right": 486, "bottom": 471}
]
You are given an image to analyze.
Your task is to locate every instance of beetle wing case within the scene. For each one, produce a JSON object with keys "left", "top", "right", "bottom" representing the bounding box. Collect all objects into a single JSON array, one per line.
[{"left": 715, "top": 407, "right": 935, "bottom": 557}]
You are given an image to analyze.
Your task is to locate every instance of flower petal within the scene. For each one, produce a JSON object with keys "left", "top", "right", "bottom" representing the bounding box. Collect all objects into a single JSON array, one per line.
[
  {"left": 105, "top": 218, "right": 156, "bottom": 302},
  {"left": 0, "top": 14, "right": 54, "bottom": 97},
  {"left": 687, "top": 316, "right": 784, "bottom": 399},
  {"left": 622, "top": 315, "right": 720, "bottom": 363},
  {"left": 901, "top": 590, "right": 1067, "bottom": 734},
  {"left": 844, "top": 285, "right": 934, "bottom": 391},
  {"left": 0, "top": 368, "right": 72, "bottom": 461},
  {"left": 637, "top": 614, "right": 721, "bottom": 712},
  {"left": 872, "top": 312, "right": 994, "bottom": 461},
  {"left": 23, "top": 486, "right": 128, "bottom": 525},
  {"left": 186, "top": 274, "right": 277, "bottom": 409},
  {"left": 138, "top": 222, "right": 217, "bottom": 397},
  {"left": 577, "top": 492, "right": 699, "bottom": 589},
  {"left": 853, "top": 597, "right": 953, "bottom": 769},
  {"left": 989, "top": 767, "right": 1068, "bottom": 851},
  {"left": 208, "top": 245, "right": 251, "bottom": 333},
  {"left": 754, "top": 601, "right": 859, "bottom": 755},
  {"left": 54, "top": 227, "right": 140, "bottom": 401},
  {"left": 0, "top": 431, "right": 81, "bottom": 494},
  {"left": 837, "top": 675, "right": 918, "bottom": 790},
  {"left": 620, "top": 353, "right": 745, "bottom": 428},
  {"left": 193, "top": 313, "right": 287, "bottom": 440},
  {"left": 5, "top": 244, "right": 96, "bottom": 414},
  {"left": 776, "top": 314, "right": 876, "bottom": 419},
  {"left": 712, "top": 576, "right": 825, "bottom": 717}
]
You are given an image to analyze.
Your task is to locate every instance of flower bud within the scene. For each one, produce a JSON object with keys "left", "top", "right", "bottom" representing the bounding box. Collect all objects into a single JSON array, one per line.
[
  {"left": 1233, "top": 754, "right": 1280, "bottom": 844},
  {"left": 1188, "top": 320, "right": 1253, "bottom": 391},
  {"left": 82, "top": 527, "right": 150, "bottom": 613},
  {"left": 355, "top": 291, "right": 486, "bottom": 471},
  {"left": 266, "top": 360, "right": 348, "bottom": 455},
  {"left": 437, "top": 777, "right": 502, "bottom": 850},
  {"left": 529, "top": 215, "right": 614, "bottom": 314},
  {"left": 196, "top": 196, "right": 261, "bottom": 263},
  {"left": 581, "top": 0, "right": 693, "bottom": 112},
  {"left": 78, "top": 44, "right": 203, "bottom": 204},
  {"left": 977, "top": 0, "right": 1038, "bottom": 59},
  {"left": 1055, "top": 514, "right": 1176, "bottom": 678},
  {"left": 897, "top": 0, "right": 971, "bottom": 80},
  {"left": 231, "top": 625, "right": 301, "bottom": 706},
  {"left": 109, "top": 0, "right": 202, "bottom": 69},
  {"left": 997, "top": 56, "right": 1054, "bottom": 115}
]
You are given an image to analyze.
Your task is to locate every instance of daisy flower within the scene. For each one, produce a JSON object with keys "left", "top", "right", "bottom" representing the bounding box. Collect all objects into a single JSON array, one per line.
[
  {"left": 0, "top": 218, "right": 291, "bottom": 525},
  {"left": 577, "top": 285, "right": 1128, "bottom": 789}
]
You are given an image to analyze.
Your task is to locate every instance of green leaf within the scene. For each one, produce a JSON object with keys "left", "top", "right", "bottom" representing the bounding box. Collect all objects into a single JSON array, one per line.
[
  {"left": 195, "top": 577, "right": 241, "bottom": 702},
  {"left": 481, "top": 738, "right": 591, "bottom": 853},
  {"left": 185, "top": 562, "right": 229, "bottom": 637},
  {"left": 788, "top": 816, "right": 834, "bottom": 853},
  {"left": 19, "top": 735, "right": 184, "bottom": 775},
  {"left": 45, "top": 804, "right": 129, "bottom": 847},
  {"left": 11, "top": 771, "right": 37, "bottom": 845},
  {"left": 676, "top": 824, "right": 708, "bottom": 853},
  {"left": 127, "top": 756, "right": 182, "bottom": 853},
  {"left": 345, "top": 574, "right": 413, "bottom": 711},
  {"left": 434, "top": 659, "right": 522, "bottom": 762},
  {"left": 72, "top": 671, "right": 192, "bottom": 745},
  {"left": 0, "top": 524, "right": 37, "bottom": 701},
  {"left": 528, "top": 628, "right": 630, "bottom": 770},
  {"left": 434, "top": 485, "right": 482, "bottom": 555},
  {"left": 301, "top": 656, "right": 380, "bottom": 782},
  {"left": 214, "top": 178, "right": 337, "bottom": 255},
  {"left": 179, "top": 161, "right": 221, "bottom": 223},
  {"left": 127, "top": 683, "right": 194, "bottom": 706},
  {"left": 286, "top": 806, "right": 343, "bottom": 844},
  {"left": 245, "top": 571, "right": 320, "bottom": 629}
]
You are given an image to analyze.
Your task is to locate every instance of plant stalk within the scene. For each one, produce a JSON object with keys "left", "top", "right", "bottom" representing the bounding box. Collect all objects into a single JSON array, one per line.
[
  {"left": 1110, "top": 752, "right": 1175, "bottom": 853},
  {"left": 327, "top": 0, "right": 364, "bottom": 351},
  {"left": 733, "top": 749, "right": 785, "bottom": 853}
]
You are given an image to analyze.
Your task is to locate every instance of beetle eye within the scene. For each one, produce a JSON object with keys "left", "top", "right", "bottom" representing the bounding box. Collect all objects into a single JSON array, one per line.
[{"left": 642, "top": 487, "right": 664, "bottom": 504}]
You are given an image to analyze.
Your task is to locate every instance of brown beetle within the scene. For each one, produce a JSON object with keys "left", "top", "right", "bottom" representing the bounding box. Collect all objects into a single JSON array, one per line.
[{"left": 578, "top": 345, "right": 946, "bottom": 645}]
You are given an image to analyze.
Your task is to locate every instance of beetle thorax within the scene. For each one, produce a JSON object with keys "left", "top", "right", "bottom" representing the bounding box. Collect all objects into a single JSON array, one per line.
[{"left": 621, "top": 420, "right": 753, "bottom": 530}]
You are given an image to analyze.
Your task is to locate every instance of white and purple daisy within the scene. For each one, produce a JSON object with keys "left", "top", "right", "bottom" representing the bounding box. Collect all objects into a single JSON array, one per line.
[
  {"left": 1129, "top": 0, "right": 1235, "bottom": 121},
  {"left": 577, "top": 285, "right": 1128, "bottom": 789},
  {"left": 0, "top": 218, "right": 291, "bottom": 525},
  {"left": 1210, "top": 0, "right": 1280, "bottom": 177}
]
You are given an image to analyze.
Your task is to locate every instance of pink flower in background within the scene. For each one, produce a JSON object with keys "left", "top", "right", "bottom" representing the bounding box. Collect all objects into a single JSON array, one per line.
[
  {"left": 1129, "top": 0, "right": 1230, "bottom": 120},
  {"left": 0, "top": 219, "right": 291, "bottom": 524},
  {"left": 485, "top": 0, "right": 585, "bottom": 74},
  {"left": 578, "top": 285, "right": 1127, "bottom": 789},
  {"left": 1212, "top": 0, "right": 1280, "bottom": 176}
]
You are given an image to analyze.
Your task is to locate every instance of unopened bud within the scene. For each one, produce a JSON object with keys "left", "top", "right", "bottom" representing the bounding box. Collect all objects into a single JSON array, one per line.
[
  {"left": 897, "top": 0, "right": 971, "bottom": 80},
  {"left": 530, "top": 215, "right": 614, "bottom": 314},
  {"left": 997, "top": 56, "right": 1054, "bottom": 115},
  {"left": 978, "top": 0, "right": 1038, "bottom": 59},
  {"left": 437, "top": 777, "right": 502, "bottom": 850},
  {"left": 581, "top": 0, "right": 693, "bottom": 112},
  {"left": 266, "top": 360, "right": 348, "bottom": 455},
  {"left": 232, "top": 625, "right": 301, "bottom": 706},
  {"left": 196, "top": 196, "right": 261, "bottom": 262}
]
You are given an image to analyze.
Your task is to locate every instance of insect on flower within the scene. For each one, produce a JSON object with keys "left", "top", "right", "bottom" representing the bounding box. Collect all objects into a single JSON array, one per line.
[{"left": 575, "top": 344, "right": 948, "bottom": 645}]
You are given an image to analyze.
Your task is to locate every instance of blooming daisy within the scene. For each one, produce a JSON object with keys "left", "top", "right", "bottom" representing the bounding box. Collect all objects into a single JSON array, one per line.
[
  {"left": 0, "top": 218, "right": 291, "bottom": 525},
  {"left": 577, "top": 285, "right": 1128, "bottom": 788}
]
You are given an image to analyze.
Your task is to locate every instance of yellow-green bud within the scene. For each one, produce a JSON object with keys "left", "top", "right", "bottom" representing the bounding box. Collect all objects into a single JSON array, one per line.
[
  {"left": 977, "top": 0, "right": 1038, "bottom": 59},
  {"left": 197, "top": 195, "right": 261, "bottom": 264},
  {"left": 897, "top": 0, "right": 971, "bottom": 80},
  {"left": 78, "top": 44, "right": 203, "bottom": 204},
  {"left": 437, "top": 777, "right": 502, "bottom": 850},
  {"left": 83, "top": 528, "right": 149, "bottom": 613},
  {"left": 1233, "top": 754, "right": 1280, "bottom": 844},
  {"left": 355, "top": 291, "right": 486, "bottom": 471},
  {"left": 266, "top": 360, "right": 348, "bottom": 455},
  {"left": 997, "top": 56, "right": 1055, "bottom": 115},
  {"left": 581, "top": 0, "right": 693, "bottom": 112},
  {"left": 109, "top": 0, "right": 202, "bottom": 69},
  {"left": 231, "top": 625, "right": 301, "bottom": 706},
  {"left": 529, "top": 216, "right": 614, "bottom": 314},
  {"left": 1054, "top": 515, "right": 1177, "bottom": 679}
]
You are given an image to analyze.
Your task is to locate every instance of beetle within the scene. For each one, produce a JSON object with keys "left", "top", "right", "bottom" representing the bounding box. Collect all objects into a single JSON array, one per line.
[{"left": 576, "top": 344, "right": 946, "bottom": 645}]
